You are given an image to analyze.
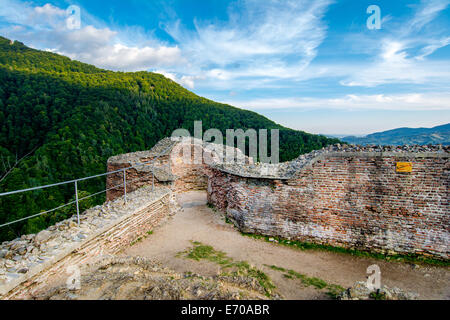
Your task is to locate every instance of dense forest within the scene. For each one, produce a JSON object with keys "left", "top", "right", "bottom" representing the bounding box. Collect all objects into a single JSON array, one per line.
[{"left": 0, "top": 36, "right": 340, "bottom": 241}]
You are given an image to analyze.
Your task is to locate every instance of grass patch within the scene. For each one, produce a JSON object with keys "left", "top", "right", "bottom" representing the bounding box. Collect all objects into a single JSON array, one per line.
[
  {"left": 265, "top": 264, "right": 345, "bottom": 299},
  {"left": 303, "top": 277, "right": 328, "bottom": 289},
  {"left": 325, "top": 284, "right": 346, "bottom": 299},
  {"left": 286, "top": 269, "right": 305, "bottom": 280},
  {"left": 185, "top": 243, "right": 233, "bottom": 266},
  {"left": 179, "top": 241, "right": 276, "bottom": 297},
  {"left": 243, "top": 233, "right": 449, "bottom": 267},
  {"left": 130, "top": 237, "right": 143, "bottom": 246},
  {"left": 268, "top": 265, "right": 286, "bottom": 272},
  {"left": 130, "top": 229, "right": 154, "bottom": 246},
  {"left": 369, "top": 291, "right": 387, "bottom": 300}
]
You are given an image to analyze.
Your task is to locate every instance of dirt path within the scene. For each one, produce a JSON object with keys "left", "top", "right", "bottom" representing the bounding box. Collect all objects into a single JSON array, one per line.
[{"left": 122, "top": 191, "right": 449, "bottom": 300}]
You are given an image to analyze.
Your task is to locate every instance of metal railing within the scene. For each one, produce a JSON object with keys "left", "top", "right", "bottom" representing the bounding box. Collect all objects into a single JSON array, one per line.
[{"left": 0, "top": 143, "right": 174, "bottom": 229}]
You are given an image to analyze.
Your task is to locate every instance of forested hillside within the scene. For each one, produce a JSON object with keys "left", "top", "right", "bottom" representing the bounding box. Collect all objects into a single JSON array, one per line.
[{"left": 0, "top": 36, "right": 339, "bottom": 241}]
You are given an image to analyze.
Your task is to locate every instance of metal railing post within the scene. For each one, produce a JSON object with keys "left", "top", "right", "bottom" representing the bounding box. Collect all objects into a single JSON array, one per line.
[
  {"left": 74, "top": 180, "right": 80, "bottom": 225},
  {"left": 123, "top": 168, "right": 127, "bottom": 203}
]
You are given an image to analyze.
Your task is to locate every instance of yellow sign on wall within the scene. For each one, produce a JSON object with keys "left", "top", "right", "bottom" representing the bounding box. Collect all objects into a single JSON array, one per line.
[{"left": 396, "top": 162, "right": 412, "bottom": 173}]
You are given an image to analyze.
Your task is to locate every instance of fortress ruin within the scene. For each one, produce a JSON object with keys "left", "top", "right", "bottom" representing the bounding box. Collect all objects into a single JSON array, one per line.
[
  {"left": 1, "top": 137, "right": 448, "bottom": 298},
  {"left": 107, "top": 138, "right": 449, "bottom": 259}
]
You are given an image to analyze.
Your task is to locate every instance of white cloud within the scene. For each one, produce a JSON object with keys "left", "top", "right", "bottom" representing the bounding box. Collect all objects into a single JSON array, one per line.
[
  {"left": 225, "top": 92, "right": 450, "bottom": 111},
  {"left": 162, "top": 0, "right": 450, "bottom": 91},
  {"left": 416, "top": 36, "right": 450, "bottom": 60},
  {"left": 34, "top": 3, "right": 65, "bottom": 17},
  {"left": 54, "top": 29, "right": 184, "bottom": 72},
  {"left": 153, "top": 70, "right": 202, "bottom": 89},
  {"left": 339, "top": 41, "right": 450, "bottom": 87},
  {"left": 0, "top": 1, "right": 184, "bottom": 73},
  {"left": 0, "top": 1, "right": 65, "bottom": 29},
  {"left": 179, "top": 75, "right": 196, "bottom": 89}
]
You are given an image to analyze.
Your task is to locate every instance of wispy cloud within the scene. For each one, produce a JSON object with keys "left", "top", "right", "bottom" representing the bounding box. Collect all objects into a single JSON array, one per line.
[
  {"left": 0, "top": 1, "right": 64, "bottom": 29},
  {"left": 225, "top": 92, "right": 450, "bottom": 111},
  {"left": 408, "top": 0, "right": 450, "bottom": 31},
  {"left": 339, "top": 0, "right": 450, "bottom": 87},
  {"left": 162, "top": 0, "right": 333, "bottom": 87}
]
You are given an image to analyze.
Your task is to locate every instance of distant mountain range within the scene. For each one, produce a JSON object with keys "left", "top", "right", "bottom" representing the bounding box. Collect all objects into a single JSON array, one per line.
[{"left": 341, "top": 123, "right": 450, "bottom": 146}]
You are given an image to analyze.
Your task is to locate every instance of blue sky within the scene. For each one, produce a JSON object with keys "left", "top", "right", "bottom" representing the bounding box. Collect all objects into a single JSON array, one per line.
[{"left": 0, "top": 0, "right": 449, "bottom": 135}]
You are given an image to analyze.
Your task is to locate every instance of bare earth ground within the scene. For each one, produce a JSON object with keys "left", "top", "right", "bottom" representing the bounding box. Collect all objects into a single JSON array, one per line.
[
  {"left": 15, "top": 190, "right": 448, "bottom": 300},
  {"left": 122, "top": 191, "right": 450, "bottom": 300}
]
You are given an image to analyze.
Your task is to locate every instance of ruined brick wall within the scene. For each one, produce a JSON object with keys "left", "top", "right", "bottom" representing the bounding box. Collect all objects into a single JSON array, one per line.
[
  {"left": 105, "top": 138, "right": 448, "bottom": 259},
  {"left": 106, "top": 155, "right": 170, "bottom": 201},
  {"left": 168, "top": 143, "right": 212, "bottom": 192},
  {"left": 106, "top": 138, "right": 250, "bottom": 201},
  {"left": 208, "top": 152, "right": 449, "bottom": 259},
  {"left": 106, "top": 149, "right": 211, "bottom": 201}
]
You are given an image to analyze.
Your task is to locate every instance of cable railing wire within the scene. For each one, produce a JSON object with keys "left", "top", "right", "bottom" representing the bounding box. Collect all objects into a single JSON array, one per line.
[
  {"left": 0, "top": 143, "right": 173, "bottom": 197},
  {"left": 0, "top": 181, "right": 130, "bottom": 229},
  {"left": 0, "top": 142, "right": 174, "bottom": 228},
  {"left": 0, "top": 200, "right": 78, "bottom": 228}
]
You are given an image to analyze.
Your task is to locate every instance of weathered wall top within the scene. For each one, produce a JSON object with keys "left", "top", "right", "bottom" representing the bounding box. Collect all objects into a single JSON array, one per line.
[
  {"left": 107, "top": 138, "right": 178, "bottom": 165},
  {"left": 105, "top": 137, "right": 252, "bottom": 202},
  {"left": 109, "top": 137, "right": 449, "bottom": 181},
  {"left": 107, "top": 137, "right": 253, "bottom": 180},
  {"left": 212, "top": 144, "right": 450, "bottom": 179}
]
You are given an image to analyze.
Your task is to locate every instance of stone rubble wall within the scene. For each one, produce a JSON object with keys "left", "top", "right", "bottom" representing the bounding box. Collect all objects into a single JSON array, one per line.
[
  {"left": 208, "top": 147, "right": 449, "bottom": 259},
  {"left": 0, "top": 186, "right": 172, "bottom": 298}
]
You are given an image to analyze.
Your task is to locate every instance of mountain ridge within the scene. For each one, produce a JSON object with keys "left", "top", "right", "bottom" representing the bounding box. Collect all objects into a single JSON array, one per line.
[{"left": 341, "top": 123, "right": 450, "bottom": 146}]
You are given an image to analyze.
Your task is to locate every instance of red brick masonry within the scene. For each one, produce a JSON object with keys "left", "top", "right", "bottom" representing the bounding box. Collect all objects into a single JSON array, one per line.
[{"left": 208, "top": 152, "right": 449, "bottom": 259}]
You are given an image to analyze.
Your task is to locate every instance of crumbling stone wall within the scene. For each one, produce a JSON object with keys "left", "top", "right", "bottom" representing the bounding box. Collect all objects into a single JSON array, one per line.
[
  {"left": 0, "top": 187, "right": 171, "bottom": 298},
  {"left": 168, "top": 142, "right": 213, "bottom": 192},
  {"left": 208, "top": 146, "right": 449, "bottom": 259},
  {"left": 106, "top": 138, "right": 178, "bottom": 201}
]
